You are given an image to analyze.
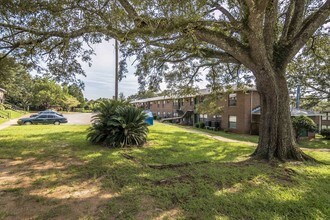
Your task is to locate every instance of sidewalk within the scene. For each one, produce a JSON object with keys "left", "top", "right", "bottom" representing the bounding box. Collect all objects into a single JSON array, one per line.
[
  {"left": 178, "top": 125, "right": 330, "bottom": 152},
  {"left": 179, "top": 126, "right": 256, "bottom": 145},
  {"left": 0, "top": 114, "right": 29, "bottom": 131}
]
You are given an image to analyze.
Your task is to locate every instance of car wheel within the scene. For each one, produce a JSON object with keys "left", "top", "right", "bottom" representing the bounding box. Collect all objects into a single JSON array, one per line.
[
  {"left": 54, "top": 121, "right": 60, "bottom": 125},
  {"left": 24, "top": 121, "right": 32, "bottom": 125}
]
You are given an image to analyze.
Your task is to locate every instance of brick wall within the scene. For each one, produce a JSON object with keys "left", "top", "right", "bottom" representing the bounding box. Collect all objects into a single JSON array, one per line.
[
  {"left": 321, "top": 112, "right": 330, "bottom": 129},
  {"left": 221, "top": 91, "right": 260, "bottom": 134},
  {"left": 132, "top": 90, "right": 261, "bottom": 134}
]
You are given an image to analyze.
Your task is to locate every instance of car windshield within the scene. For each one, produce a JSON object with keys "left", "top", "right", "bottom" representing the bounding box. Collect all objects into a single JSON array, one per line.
[
  {"left": 39, "top": 111, "right": 58, "bottom": 115},
  {"left": 37, "top": 115, "right": 48, "bottom": 119}
]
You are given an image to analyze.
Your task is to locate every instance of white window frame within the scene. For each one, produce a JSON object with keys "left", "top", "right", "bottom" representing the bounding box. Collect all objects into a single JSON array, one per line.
[
  {"left": 229, "top": 116, "right": 237, "bottom": 129},
  {"left": 228, "top": 93, "right": 237, "bottom": 106}
]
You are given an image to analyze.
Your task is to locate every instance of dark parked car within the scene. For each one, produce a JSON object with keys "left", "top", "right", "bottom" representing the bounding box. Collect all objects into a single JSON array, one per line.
[
  {"left": 30, "top": 110, "right": 63, "bottom": 118},
  {"left": 18, "top": 114, "right": 68, "bottom": 125}
]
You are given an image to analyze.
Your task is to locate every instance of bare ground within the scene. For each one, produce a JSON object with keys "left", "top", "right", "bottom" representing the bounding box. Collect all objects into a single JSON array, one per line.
[
  {"left": 0, "top": 157, "right": 116, "bottom": 219},
  {"left": 0, "top": 157, "right": 183, "bottom": 219}
]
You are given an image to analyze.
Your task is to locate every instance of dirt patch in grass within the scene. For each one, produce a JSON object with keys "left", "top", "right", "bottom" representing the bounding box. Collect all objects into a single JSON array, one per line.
[
  {"left": 154, "top": 208, "right": 183, "bottom": 220},
  {"left": 0, "top": 157, "right": 116, "bottom": 219}
]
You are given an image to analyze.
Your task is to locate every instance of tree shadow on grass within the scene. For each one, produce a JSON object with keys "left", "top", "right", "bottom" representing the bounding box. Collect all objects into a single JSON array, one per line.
[
  {"left": 0, "top": 126, "right": 329, "bottom": 219},
  {"left": 135, "top": 130, "right": 255, "bottom": 164}
]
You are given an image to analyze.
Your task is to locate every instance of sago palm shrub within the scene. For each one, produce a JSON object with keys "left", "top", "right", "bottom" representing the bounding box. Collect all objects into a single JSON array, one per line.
[{"left": 87, "top": 100, "right": 148, "bottom": 148}]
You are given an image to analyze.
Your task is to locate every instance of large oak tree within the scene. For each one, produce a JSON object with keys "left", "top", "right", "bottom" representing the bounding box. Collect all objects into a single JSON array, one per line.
[{"left": 1, "top": 0, "right": 329, "bottom": 161}]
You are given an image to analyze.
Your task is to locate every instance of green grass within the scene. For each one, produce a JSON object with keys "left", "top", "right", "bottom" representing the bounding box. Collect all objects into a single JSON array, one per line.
[
  {"left": 298, "top": 135, "right": 330, "bottom": 149},
  {"left": 0, "top": 109, "right": 27, "bottom": 125},
  {"left": 186, "top": 125, "right": 330, "bottom": 149},
  {"left": 187, "top": 126, "right": 259, "bottom": 143},
  {"left": 0, "top": 118, "right": 7, "bottom": 124},
  {"left": 0, "top": 124, "right": 329, "bottom": 219}
]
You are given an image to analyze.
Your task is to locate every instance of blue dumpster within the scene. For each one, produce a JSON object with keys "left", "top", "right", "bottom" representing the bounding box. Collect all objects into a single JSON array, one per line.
[{"left": 144, "top": 110, "right": 154, "bottom": 126}]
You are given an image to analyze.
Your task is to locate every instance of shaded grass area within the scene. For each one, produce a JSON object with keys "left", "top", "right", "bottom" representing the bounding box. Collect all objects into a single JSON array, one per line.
[
  {"left": 185, "top": 125, "right": 330, "bottom": 149},
  {"left": 0, "top": 124, "right": 329, "bottom": 219},
  {"left": 299, "top": 135, "right": 330, "bottom": 149},
  {"left": 188, "top": 126, "right": 259, "bottom": 143}
]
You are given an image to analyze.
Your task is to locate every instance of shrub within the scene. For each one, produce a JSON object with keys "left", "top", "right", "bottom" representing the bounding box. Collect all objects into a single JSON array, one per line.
[
  {"left": 74, "top": 108, "right": 92, "bottom": 113},
  {"left": 87, "top": 100, "right": 148, "bottom": 148},
  {"left": 292, "top": 115, "right": 317, "bottom": 139},
  {"left": 0, "top": 104, "right": 4, "bottom": 111},
  {"left": 320, "top": 129, "right": 330, "bottom": 140},
  {"left": 199, "top": 122, "right": 205, "bottom": 129},
  {"left": 195, "top": 122, "right": 200, "bottom": 128},
  {"left": 2, "top": 104, "right": 12, "bottom": 110}
]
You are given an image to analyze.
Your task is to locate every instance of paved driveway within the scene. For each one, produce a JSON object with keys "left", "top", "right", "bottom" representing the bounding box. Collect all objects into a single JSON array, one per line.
[{"left": 63, "top": 113, "right": 95, "bottom": 125}]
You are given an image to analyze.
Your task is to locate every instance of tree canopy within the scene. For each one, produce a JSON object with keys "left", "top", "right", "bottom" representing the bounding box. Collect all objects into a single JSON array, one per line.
[
  {"left": 1, "top": 1, "right": 328, "bottom": 87},
  {"left": 1, "top": 0, "right": 329, "bottom": 161}
]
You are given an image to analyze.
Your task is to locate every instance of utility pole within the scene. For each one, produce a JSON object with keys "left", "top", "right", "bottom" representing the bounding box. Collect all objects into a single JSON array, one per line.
[
  {"left": 114, "top": 39, "right": 119, "bottom": 100},
  {"left": 296, "top": 85, "right": 301, "bottom": 109}
]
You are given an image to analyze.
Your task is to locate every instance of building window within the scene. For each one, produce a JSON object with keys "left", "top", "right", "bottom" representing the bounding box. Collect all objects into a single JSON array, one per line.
[
  {"left": 162, "top": 100, "right": 166, "bottom": 107},
  {"left": 190, "top": 98, "right": 194, "bottom": 106},
  {"left": 322, "top": 113, "right": 329, "bottom": 121},
  {"left": 229, "top": 116, "right": 237, "bottom": 129},
  {"left": 322, "top": 114, "right": 327, "bottom": 120},
  {"left": 322, "top": 125, "right": 329, "bottom": 129},
  {"left": 228, "top": 93, "right": 237, "bottom": 106},
  {"left": 199, "top": 114, "right": 208, "bottom": 122},
  {"left": 157, "top": 112, "right": 160, "bottom": 115}
]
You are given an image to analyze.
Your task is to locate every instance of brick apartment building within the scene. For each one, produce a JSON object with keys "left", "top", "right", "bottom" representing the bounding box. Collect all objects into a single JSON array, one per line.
[
  {"left": 321, "top": 109, "right": 330, "bottom": 130},
  {"left": 132, "top": 88, "right": 261, "bottom": 134},
  {"left": 132, "top": 88, "right": 325, "bottom": 135}
]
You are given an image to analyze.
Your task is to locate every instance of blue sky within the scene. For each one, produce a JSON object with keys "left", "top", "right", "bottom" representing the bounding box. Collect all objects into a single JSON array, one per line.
[{"left": 78, "top": 40, "right": 140, "bottom": 100}]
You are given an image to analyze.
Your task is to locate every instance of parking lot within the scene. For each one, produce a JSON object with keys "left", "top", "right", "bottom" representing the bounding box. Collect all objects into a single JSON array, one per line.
[{"left": 62, "top": 113, "right": 95, "bottom": 125}]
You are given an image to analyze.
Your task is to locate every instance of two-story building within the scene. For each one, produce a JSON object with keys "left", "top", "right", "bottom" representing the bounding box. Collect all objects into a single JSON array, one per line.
[
  {"left": 0, "top": 88, "right": 6, "bottom": 104},
  {"left": 321, "top": 108, "right": 330, "bottom": 130},
  {"left": 132, "top": 88, "right": 261, "bottom": 134}
]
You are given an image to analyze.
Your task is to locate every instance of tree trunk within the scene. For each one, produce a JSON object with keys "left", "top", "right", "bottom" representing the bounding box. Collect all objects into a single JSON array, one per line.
[{"left": 252, "top": 69, "right": 314, "bottom": 162}]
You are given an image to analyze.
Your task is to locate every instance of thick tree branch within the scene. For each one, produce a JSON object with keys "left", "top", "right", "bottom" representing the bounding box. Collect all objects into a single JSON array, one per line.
[
  {"left": 0, "top": 23, "right": 115, "bottom": 39},
  {"left": 193, "top": 27, "right": 254, "bottom": 69},
  {"left": 286, "top": 0, "right": 306, "bottom": 40},
  {"left": 148, "top": 40, "right": 240, "bottom": 64},
  {"left": 212, "top": 3, "right": 237, "bottom": 23},
  {"left": 282, "top": 0, "right": 330, "bottom": 65},
  {"left": 280, "top": 0, "right": 295, "bottom": 42},
  {"left": 264, "top": 0, "right": 279, "bottom": 61},
  {"left": 117, "top": 0, "right": 139, "bottom": 18}
]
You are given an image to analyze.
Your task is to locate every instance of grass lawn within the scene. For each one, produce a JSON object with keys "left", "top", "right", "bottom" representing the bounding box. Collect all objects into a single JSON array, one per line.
[
  {"left": 299, "top": 135, "right": 330, "bottom": 149},
  {"left": 0, "top": 123, "right": 329, "bottom": 219},
  {"left": 0, "top": 118, "right": 7, "bottom": 124},
  {"left": 186, "top": 125, "right": 330, "bottom": 149},
  {"left": 0, "top": 110, "right": 27, "bottom": 125},
  {"left": 186, "top": 126, "right": 259, "bottom": 143}
]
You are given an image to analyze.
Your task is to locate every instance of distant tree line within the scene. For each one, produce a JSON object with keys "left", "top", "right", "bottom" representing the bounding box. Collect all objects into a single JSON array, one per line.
[{"left": 0, "top": 55, "right": 85, "bottom": 111}]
